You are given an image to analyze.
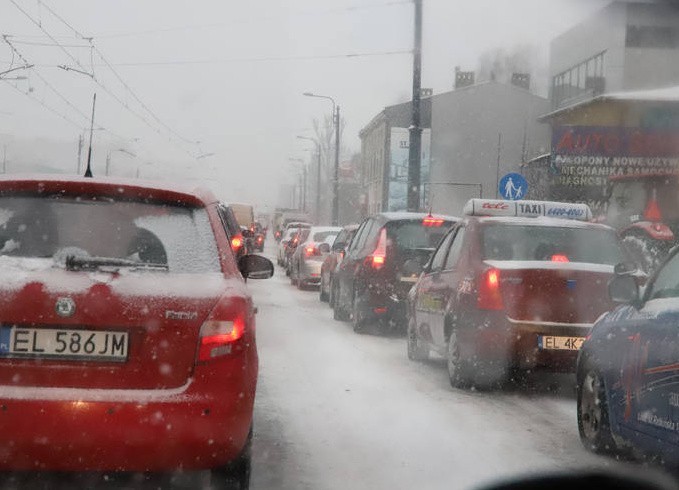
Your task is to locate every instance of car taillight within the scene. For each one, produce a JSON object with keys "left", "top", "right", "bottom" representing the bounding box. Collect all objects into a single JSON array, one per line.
[
  {"left": 423, "top": 215, "right": 444, "bottom": 227},
  {"left": 305, "top": 245, "right": 320, "bottom": 257},
  {"left": 370, "top": 228, "right": 387, "bottom": 269},
  {"left": 477, "top": 268, "right": 503, "bottom": 310},
  {"left": 231, "top": 235, "right": 243, "bottom": 251},
  {"left": 551, "top": 254, "right": 569, "bottom": 262},
  {"left": 257, "top": 236, "right": 264, "bottom": 243},
  {"left": 198, "top": 319, "right": 245, "bottom": 361}
]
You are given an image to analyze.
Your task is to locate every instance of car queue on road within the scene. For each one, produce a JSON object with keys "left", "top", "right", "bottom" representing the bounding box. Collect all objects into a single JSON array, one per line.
[{"left": 274, "top": 197, "right": 679, "bottom": 470}]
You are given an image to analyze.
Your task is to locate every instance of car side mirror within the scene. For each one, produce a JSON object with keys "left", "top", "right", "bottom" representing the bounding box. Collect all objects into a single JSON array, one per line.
[
  {"left": 238, "top": 254, "right": 274, "bottom": 279},
  {"left": 614, "top": 262, "right": 637, "bottom": 276},
  {"left": 608, "top": 274, "right": 640, "bottom": 305},
  {"left": 319, "top": 243, "right": 331, "bottom": 254}
]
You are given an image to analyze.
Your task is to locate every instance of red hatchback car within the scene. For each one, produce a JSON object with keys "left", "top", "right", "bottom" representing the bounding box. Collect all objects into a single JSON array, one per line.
[
  {"left": 0, "top": 175, "right": 273, "bottom": 487},
  {"left": 407, "top": 199, "right": 629, "bottom": 389}
]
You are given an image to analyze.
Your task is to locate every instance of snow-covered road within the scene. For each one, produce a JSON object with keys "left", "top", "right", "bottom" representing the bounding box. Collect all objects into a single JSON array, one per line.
[{"left": 249, "top": 263, "right": 628, "bottom": 490}]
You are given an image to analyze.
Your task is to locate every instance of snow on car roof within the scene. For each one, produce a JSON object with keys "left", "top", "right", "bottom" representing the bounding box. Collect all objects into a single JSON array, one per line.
[
  {"left": 0, "top": 174, "right": 217, "bottom": 207},
  {"left": 308, "top": 226, "right": 342, "bottom": 233},
  {"left": 475, "top": 215, "right": 615, "bottom": 230}
]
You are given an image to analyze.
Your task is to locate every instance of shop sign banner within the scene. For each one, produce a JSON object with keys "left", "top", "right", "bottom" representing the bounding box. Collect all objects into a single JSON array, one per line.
[{"left": 550, "top": 126, "right": 679, "bottom": 202}]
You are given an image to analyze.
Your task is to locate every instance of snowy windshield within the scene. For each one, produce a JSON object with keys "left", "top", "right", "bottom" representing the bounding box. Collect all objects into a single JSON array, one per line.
[{"left": 0, "top": 196, "right": 220, "bottom": 273}]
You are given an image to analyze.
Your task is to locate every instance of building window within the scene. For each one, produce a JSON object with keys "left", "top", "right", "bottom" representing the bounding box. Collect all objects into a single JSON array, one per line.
[
  {"left": 626, "top": 25, "right": 679, "bottom": 49},
  {"left": 552, "top": 51, "right": 606, "bottom": 108}
]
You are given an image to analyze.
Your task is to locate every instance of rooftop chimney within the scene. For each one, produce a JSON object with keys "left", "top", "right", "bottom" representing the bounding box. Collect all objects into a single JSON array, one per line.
[{"left": 454, "top": 67, "right": 475, "bottom": 89}]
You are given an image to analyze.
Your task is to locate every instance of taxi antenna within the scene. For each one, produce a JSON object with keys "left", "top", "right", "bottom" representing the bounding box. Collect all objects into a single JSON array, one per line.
[{"left": 84, "top": 92, "right": 97, "bottom": 178}]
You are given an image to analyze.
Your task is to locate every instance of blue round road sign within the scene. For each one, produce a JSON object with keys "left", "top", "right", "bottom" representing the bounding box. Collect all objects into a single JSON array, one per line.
[{"left": 499, "top": 173, "right": 528, "bottom": 201}]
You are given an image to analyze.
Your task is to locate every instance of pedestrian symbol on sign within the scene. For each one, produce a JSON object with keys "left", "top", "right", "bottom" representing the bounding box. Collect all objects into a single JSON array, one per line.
[{"left": 499, "top": 173, "right": 528, "bottom": 201}]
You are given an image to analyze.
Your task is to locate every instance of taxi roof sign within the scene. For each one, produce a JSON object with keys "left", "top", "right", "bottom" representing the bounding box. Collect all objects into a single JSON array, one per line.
[{"left": 463, "top": 199, "right": 592, "bottom": 221}]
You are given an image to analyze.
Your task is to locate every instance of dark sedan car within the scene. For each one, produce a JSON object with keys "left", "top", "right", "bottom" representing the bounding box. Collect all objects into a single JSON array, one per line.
[
  {"left": 577, "top": 247, "right": 679, "bottom": 465},
  {"left": 332, "top": 212, "right": 457, "bottom": 333},
  {"left": 320, "top": 224, "right": 359, "bottom": 304}
]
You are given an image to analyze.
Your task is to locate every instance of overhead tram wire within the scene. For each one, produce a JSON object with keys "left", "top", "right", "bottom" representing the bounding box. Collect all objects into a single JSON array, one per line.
[
  {"left": 10, "top": 0, "right": 200, "bottom": 159},
  {"left": 67, "top": 50, "right": 414, "bottom": 67},
  {"left": 0, "top": 49, "right": 412, "bottom": 68},
  {"left": 3, "top": 36, "right": 91, "bottom": 122},
  {"left": 36, "top": 0, "right": 199, "bottom": 147},
  {"left": 2, "top": 79, "right": 83, "bottom": 130},
  {"left": 2, "top": 36, "right": 129, "bottom": 142}
]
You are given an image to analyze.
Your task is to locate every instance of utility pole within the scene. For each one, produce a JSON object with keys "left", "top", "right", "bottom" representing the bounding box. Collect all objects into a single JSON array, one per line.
[
  {"left": 2, "top": 145, "right": 6, "bottom": 174},
  {"left": 316, "top": 146, "right": 321, "bottom": 222},
  {"left": 76, "top": 134, "right": 83, "bottom": 174},
  {"left": 495, "top": 133, "right": 502, "bottom": 198},
  {"left": 302, "top": 163, "right": 308, "bottom": 212},
  {"left": 407, "top": 0, "right": 423, "bottom": 212},
  {"left": 332, "top": 105, "right": 340, "bottom": 225}
]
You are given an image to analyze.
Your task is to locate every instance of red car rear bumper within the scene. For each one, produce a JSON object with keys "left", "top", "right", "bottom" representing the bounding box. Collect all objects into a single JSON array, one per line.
[
  {"left": 468, "top": 313, "right": 589, "bottom": 372},
  {"left": 0, "top": 355, "right": 257, "bottom": 472}
]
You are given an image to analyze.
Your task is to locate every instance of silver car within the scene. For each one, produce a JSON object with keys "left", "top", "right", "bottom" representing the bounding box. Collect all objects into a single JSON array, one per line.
[{"left": 290, "top": 226, "right": 342, "bottom": 289}]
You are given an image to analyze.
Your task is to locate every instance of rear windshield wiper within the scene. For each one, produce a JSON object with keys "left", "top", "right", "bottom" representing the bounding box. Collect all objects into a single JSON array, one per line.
[{"left": 64, "top": 255, "right": 169, "bottom": 272}]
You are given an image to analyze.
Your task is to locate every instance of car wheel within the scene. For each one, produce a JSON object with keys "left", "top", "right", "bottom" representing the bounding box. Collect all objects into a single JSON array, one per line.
[
  {"left": 351, "top": 289, "right": 367, "bottom": 333},
  {"left": 333, "top": 283, "right": 350, "bottom": 321},
  {"left": 578, "top": 362, "right": 616, "bottom": 454},
  {"left": 210, "top": 427, "right": 252, "bottom": 490},
  {"left": 447, "top": 329, "right": 472, "bottom": 389},
  {"left": 296, "top": 275, "right": 305, "bottom": 290},
  {"left": 328, "top": 278, "right": 337, "bottom": 308},
  {"left": 319, "top": 273, "right": 329, "bottom": 302},
  {"left": 407, "top": 317, "right": 429, "bottom": 361}
]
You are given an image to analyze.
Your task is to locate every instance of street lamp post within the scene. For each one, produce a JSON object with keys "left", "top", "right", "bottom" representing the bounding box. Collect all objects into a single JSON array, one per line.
[
  {"left": 289, "top": 157, "right": 308, "bottom": 212},
  {"left": 136, "top": 161, "right": 153, "bottom": 179},
  {"left": 303, "top": 92, "right": 340, "bottom": 225},
  {"left": 297, "top": 136, "right": 322, "bottom": 223}
]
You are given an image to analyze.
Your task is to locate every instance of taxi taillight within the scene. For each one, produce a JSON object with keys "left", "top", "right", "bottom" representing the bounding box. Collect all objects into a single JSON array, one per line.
[
  {"left": 198, "top": 318, "right": 245, "bottom": 361},
  {"left": 370, "top": 228, "right": 388, "bottom": 269},
  {"left": 477, "top": 268, "right": 503, "bottom": 310}
]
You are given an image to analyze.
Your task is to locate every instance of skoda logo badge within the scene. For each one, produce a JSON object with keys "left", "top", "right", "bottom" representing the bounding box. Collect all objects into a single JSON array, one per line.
[{"left": 55, "top": 297, "right": 76, "bottom": 317}]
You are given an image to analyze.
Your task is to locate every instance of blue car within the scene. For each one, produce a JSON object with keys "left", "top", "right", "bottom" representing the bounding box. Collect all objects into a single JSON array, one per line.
[{"left": 577, "top": 250, "right": 679, "bottom": 464}]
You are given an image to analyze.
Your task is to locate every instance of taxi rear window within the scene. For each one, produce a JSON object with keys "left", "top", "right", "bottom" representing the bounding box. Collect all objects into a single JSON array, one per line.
[{"left": 482, "top": 224, "right": 624, "bottom": 266}]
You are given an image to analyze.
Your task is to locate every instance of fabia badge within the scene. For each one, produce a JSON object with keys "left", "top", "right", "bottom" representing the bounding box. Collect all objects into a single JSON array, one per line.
[{"left": 55, "top": 297, "right": 76, "bottom": 317}]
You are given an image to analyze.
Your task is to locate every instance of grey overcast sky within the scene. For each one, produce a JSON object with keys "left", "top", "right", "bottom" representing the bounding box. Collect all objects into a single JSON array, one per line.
[{"left": 0, "top": 0, "right": 607, "bottom": 208}]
